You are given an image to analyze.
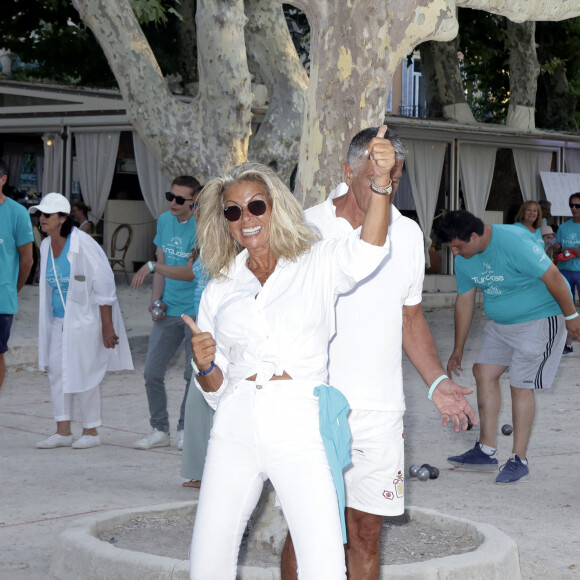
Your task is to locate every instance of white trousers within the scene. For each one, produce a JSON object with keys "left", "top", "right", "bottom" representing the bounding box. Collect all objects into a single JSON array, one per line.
[
  {"left": 190, "top": 379, "right": 346, "bottom": 580},
  {"left": 48, "top": 318, "right": 101, "bottom": 428}
]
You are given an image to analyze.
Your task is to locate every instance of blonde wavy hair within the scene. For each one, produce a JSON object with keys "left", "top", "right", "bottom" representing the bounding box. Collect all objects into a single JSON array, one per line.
[
  {"left": 197, "top": 162, "right": 320, "bottom": 278},
  {"left": 515, "top": 200, "right": 542, "bottom": 229}
]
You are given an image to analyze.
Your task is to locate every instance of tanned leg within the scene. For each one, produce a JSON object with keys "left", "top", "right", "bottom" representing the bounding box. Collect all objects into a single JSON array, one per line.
[
  {"left": 344, "top": 508, "right": 383, "bottom": 579},
  {"left": 510, "top": 386, "right": 535, "bottom": 459},
  {"left": 281, "top": 533, "right": 298, "bottom": 580},
  {"left": 280, "top": 533, "right": 298, "bottom": 580},
  {"left": 55, "top": 420, "right": 72, "bottom": 437},
  {"left": 283, "top": 509, "right": 384, "bottom": 579},
  {"left": 472, "top": 363, "right": 507, "bottom": 449}
]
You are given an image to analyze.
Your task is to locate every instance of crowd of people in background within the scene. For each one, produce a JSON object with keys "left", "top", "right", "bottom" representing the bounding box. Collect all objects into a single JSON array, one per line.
[{"left": 1, "top": 132, "right": 579, "bottom": 578}]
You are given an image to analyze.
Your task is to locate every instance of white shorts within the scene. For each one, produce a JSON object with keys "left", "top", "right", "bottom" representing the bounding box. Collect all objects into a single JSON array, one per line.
[
  {"left": 475, "top": 316, "right": 566, "bottom": 389},
  {"left": 343, "top": 410, "right": 405, "bottom": 517}
]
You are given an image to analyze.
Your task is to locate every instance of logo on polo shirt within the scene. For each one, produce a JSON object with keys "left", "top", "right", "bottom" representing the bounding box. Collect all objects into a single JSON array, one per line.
[
  {"left": 164, "top": 237, "right": 190, "bottom": 259},
  {"left": 473, "top": 262, "right": 504, "bottom": 289}
]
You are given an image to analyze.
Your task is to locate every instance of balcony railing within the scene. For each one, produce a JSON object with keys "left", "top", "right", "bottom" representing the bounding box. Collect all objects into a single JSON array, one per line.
[{"left": 399, "top": 105, "right": 428, "bottom": 118}]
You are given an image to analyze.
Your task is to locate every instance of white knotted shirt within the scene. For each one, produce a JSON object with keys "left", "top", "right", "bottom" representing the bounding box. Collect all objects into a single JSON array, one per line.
[{"left": 195, "top": 230, "right": 390, "bottom": 409}]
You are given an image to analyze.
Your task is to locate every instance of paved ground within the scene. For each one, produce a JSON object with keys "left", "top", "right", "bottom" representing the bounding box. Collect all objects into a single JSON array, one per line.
[{"left": 1, "top": 278, "right": 579, "bottom": 579}]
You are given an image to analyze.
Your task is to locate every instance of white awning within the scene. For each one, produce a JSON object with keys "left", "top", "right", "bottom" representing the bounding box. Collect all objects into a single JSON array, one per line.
[{"left": 540, "top": 172, "right": 580, "bottom": 217}]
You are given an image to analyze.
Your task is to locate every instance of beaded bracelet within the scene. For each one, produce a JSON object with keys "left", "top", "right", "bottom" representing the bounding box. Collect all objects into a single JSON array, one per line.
[{"left": 428, "top": 374, "right": 449, "bottom": 400}]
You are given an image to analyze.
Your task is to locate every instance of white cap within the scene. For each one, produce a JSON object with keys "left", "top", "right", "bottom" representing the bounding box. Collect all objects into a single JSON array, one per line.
[{"left": 29, "top": 192, "right": 71, "bottom": 215}]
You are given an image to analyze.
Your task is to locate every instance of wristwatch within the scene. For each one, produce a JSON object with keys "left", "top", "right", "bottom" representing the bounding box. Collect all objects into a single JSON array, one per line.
[{"left": 370, "top": 177, "right": 392, "bottom": 196}]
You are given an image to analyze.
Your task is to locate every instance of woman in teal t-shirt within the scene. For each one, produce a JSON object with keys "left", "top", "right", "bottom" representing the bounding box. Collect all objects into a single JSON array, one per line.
[{"left": 30, "top": 193, "right": 133, "bottom": 450}]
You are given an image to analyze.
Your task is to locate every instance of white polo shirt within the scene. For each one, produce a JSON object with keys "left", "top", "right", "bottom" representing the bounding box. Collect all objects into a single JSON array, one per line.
[
  {"left": 196, "top": 229, "right": 390, "bottom": 409},
  {"left": 305, "top": 183, "right": 425, "bottom": 412}
]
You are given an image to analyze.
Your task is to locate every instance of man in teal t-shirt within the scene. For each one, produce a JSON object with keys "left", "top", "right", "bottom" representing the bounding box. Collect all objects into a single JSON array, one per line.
[
  {"left": 438, "top": 210, "right": 580, "bottom": 484},
  {"left": 133, "top": 175, "right": 201, "bottom": 451},
  {"left": 556, "top": 192, "right": 580, "bottom": 355},
  {"left": 0, "top": 159, "right": 34, "bottom": 393}
]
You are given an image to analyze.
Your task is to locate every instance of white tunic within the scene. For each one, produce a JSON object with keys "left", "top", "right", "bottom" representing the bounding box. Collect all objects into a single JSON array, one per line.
[
  {"left": 305, "top": 183, "right": 425, "bottom": 412},
  {"left": 38, "top": 228, "right": 133, "bottom": 393},
  {"left": 196, "top": 230, "right": 390, "bottom": 409}
]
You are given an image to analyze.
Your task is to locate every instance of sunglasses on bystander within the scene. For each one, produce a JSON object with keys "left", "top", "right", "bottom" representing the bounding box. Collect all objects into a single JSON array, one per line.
[{"left": 165, "top": 192, "right": 193, "bottom": 206}]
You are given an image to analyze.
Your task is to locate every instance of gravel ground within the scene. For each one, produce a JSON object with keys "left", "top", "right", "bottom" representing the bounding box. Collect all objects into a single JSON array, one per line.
[{"left": 98, "top": 513, "right": 478, "bottom": 566}]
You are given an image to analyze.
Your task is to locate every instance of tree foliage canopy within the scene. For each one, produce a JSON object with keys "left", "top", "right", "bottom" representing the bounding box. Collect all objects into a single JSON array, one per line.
[
  {"left": 458, "top": 9, "right": 580, "bottom": 129},
  {"left": 458, "top": 10, "right": 510, "bottom": 123},
  {"left": 0, "top": 0, "right": 181, "bottom": 87}
]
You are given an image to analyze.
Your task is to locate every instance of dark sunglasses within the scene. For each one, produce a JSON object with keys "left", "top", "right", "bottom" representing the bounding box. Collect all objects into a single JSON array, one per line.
[
  {"left": 570, "top": 203, "right": 580, "bottom": 209},
  {"left": 223, "top": 199, "right": 268, "bottom": 222},
  {"left": 40, "top": 212, "right": 56, "bottom": 218},
  {"left": 165, "top": 192, "right": 193, "bottom": 206}
]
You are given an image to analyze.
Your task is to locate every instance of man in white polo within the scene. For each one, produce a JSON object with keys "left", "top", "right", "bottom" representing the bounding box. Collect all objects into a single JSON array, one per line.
[{"left": 281, "top": 127, "right": 476, "bottom": 580}]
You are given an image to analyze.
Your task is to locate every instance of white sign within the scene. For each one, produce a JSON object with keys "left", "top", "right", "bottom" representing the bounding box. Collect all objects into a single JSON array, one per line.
[{"left": 540, "top": 172, "right": 580, "bottom": 216}]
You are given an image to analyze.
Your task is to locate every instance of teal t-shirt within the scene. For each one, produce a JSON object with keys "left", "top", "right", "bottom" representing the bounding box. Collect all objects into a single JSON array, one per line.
[
  {"left": 191, "top": 257, "right": 209, "bottom": 317},
  {"left": 0, "top": 197, "right": 34, "bottom": 315},
  {"left": 556, "top": 219, "right": 580, "bottom": 272},
  {"left": 46, "top": 236, "right": 71, "bottom": 319},
  {"left": 154, "top": 211, "right": 197, "bottom": 317},
  {"left": 512, "top": 221, "right": 543, "bottom": 245},
  {"left": 455, "top": 225, "right": 562, "bottom": 324}
]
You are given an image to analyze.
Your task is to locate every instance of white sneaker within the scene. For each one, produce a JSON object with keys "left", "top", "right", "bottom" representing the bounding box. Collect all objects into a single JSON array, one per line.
[
  {"left": 72, "top": 435, "right": 101, "bottom": 449},
  {"left": 134, "top": 428, "right": 170, "bottom": 449},
  {"left": 177, "top": 430, "right": 184, "bottom": 451},
  {"left": 36, "top": 434, "right": 73, "bottom": 449}
]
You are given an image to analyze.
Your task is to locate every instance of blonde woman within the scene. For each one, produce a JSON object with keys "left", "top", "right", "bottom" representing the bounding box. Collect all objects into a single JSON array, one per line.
[{"left": 513, "top": 200, "right": 543, "bottom": 244}]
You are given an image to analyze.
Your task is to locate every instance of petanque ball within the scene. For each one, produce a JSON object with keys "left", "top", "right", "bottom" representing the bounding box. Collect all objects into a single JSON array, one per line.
[
  {"left": 428, "top": 466, "right": 440, "bottom": 479},
  {"left": 409, "top": 464, "right": 421, "bottom": 477},
  {"left": 417, "top": 467, "right": 430, "bottom": 481},
  {"left": 501, "top": 424, "right": 513, "bottom": 436},
  {"left": 151, "top": 307, "right": 165, "bottom": 321},
  {"left": 152, "top": 299, "right": 164, "bottom": 309}
]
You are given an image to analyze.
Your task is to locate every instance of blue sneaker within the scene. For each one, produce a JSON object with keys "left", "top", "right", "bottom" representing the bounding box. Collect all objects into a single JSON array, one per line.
[
  {"left": 447, "top": 442, "right": 498, "bottom": 472},
  {"left": 495, "top": 455, "right": 529, "bottom": 484}
]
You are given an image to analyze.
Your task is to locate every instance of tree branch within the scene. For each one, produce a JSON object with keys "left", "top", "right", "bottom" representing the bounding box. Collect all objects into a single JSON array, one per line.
[{"left": 457, "top": 0, "right": 580, "bottom": 23}]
